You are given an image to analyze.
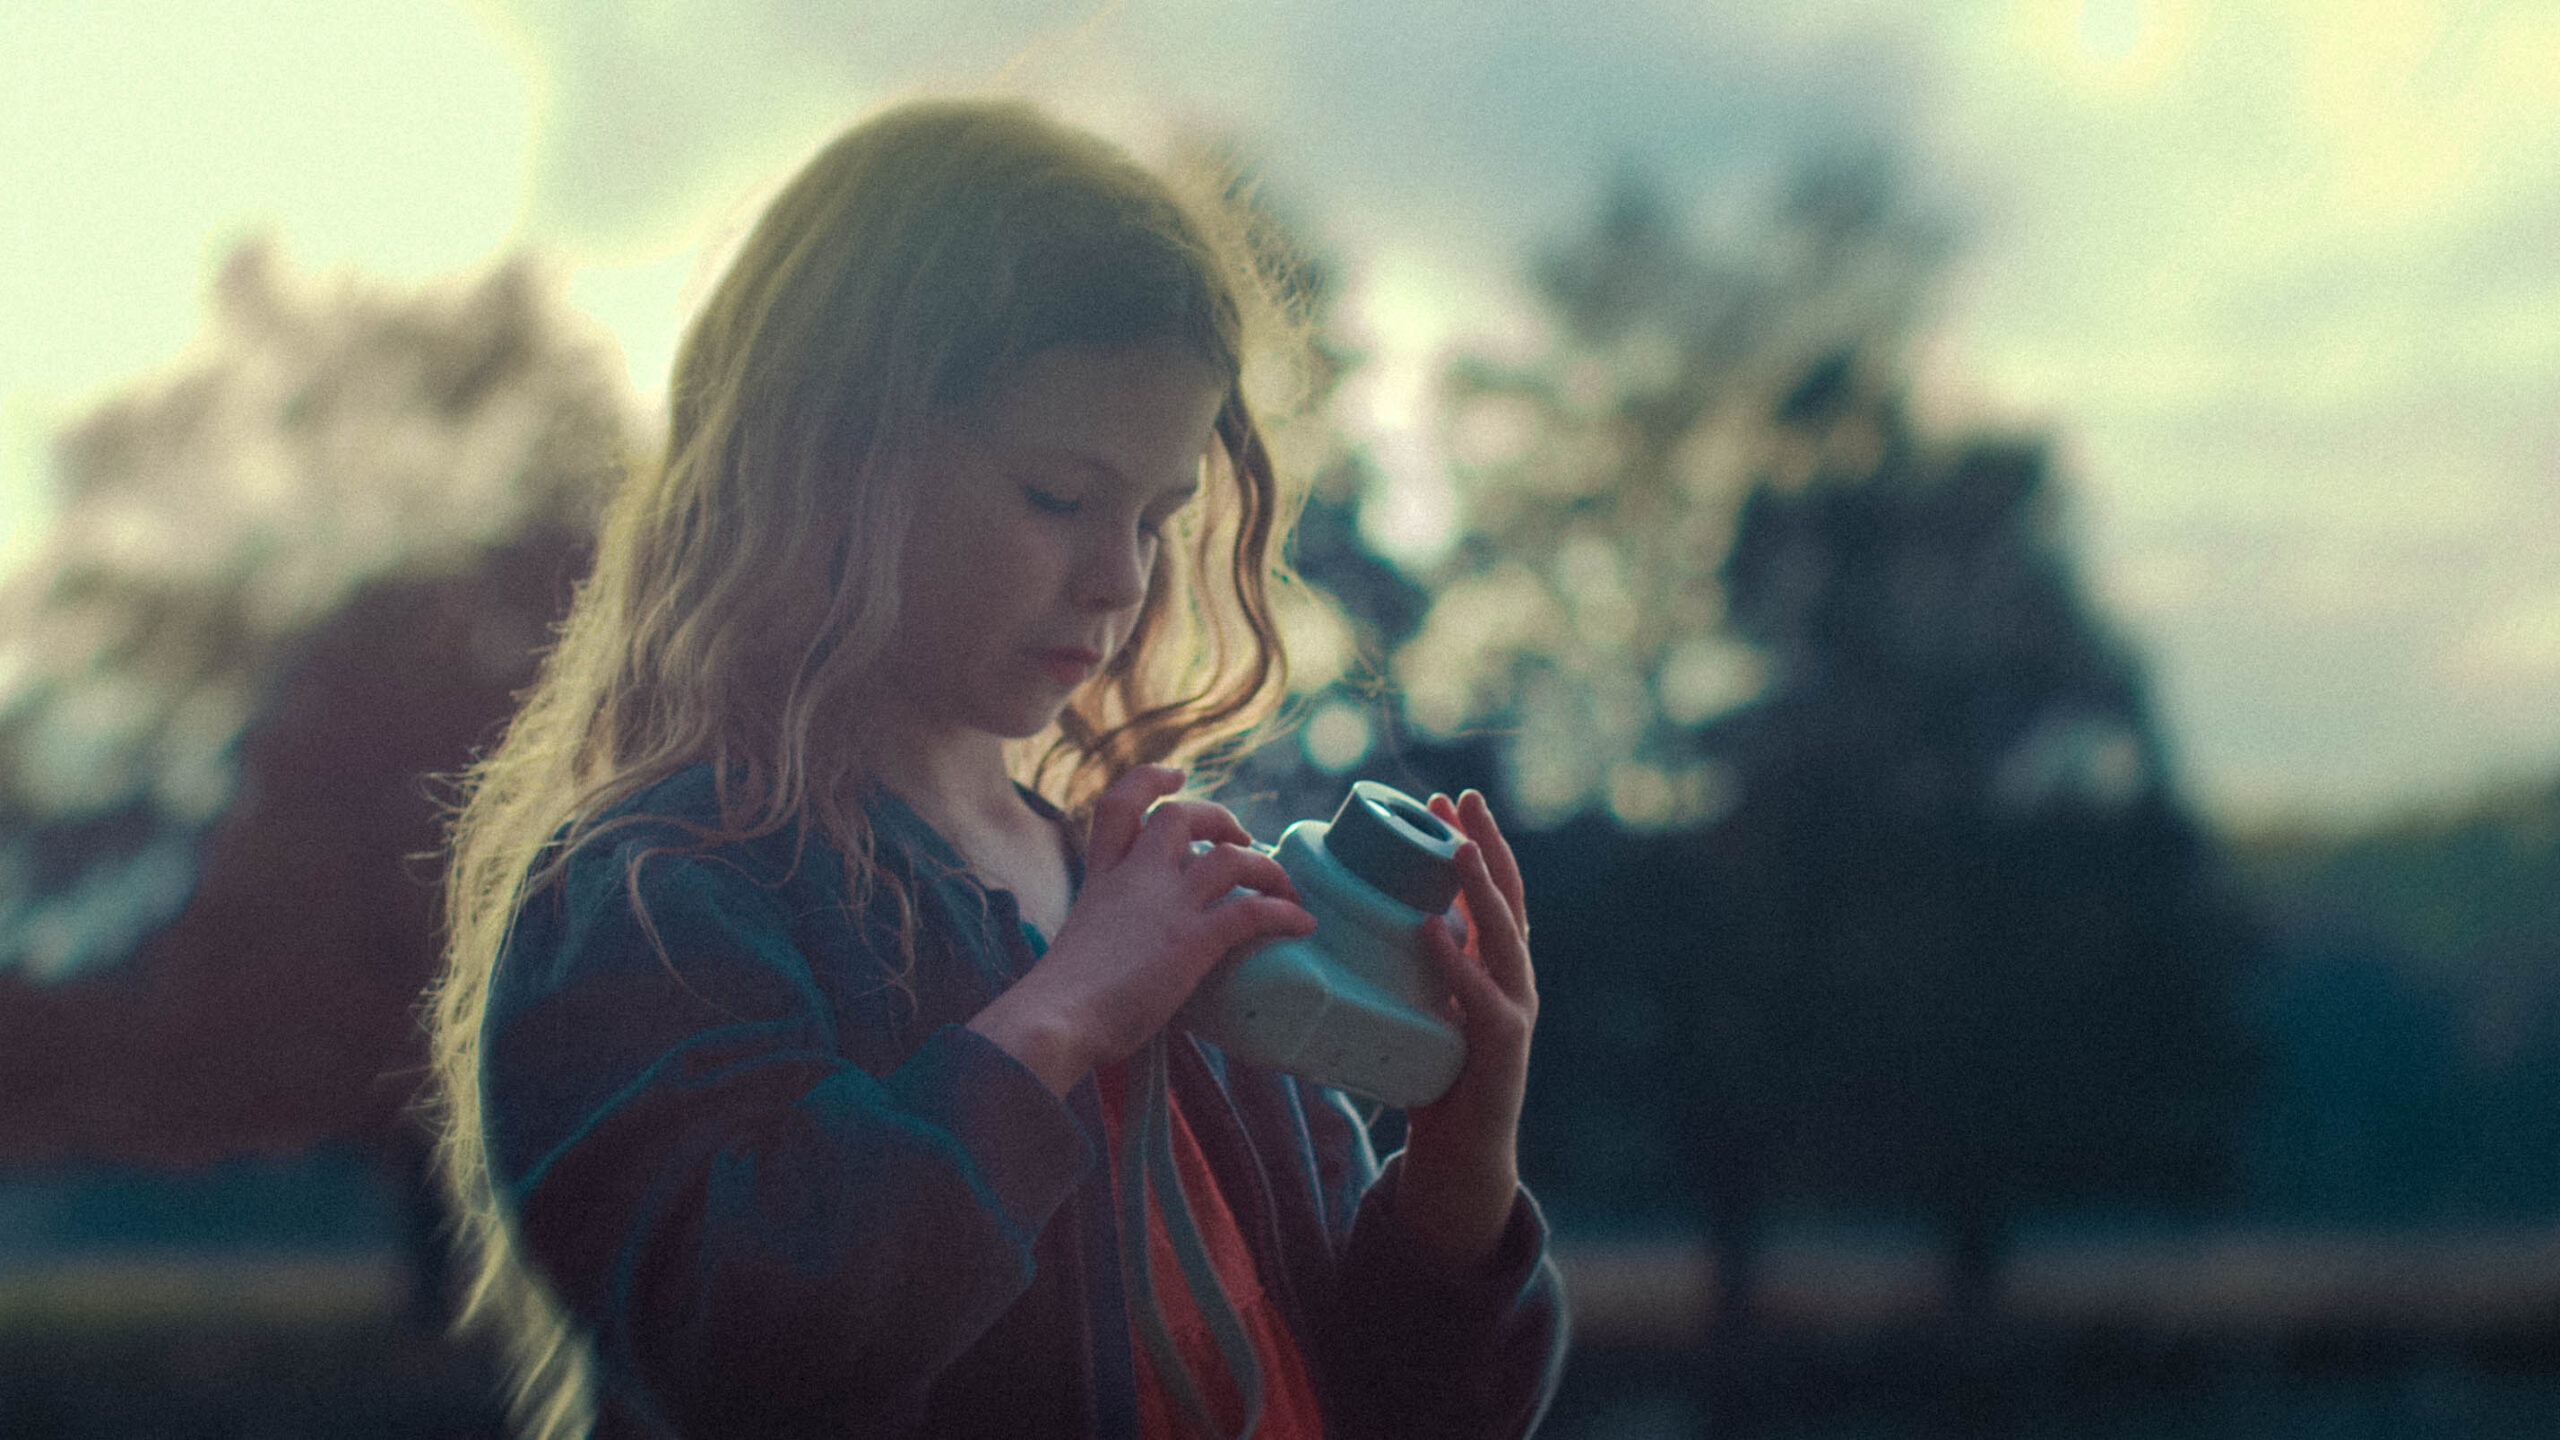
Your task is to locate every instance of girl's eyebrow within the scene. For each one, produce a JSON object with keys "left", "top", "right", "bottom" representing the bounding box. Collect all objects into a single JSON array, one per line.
[{"left": 1015, "top": 446, "right": 1203, "bottom": 501}]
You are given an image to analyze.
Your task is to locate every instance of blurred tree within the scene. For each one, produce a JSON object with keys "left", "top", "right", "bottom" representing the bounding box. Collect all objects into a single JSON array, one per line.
[
  {"left": 1379, "top": 156, "right": 2259, "bottom": 1334},
  {"left": 1393, "top": 155, "right": 1941, "bottom": 831},
  {"left": 0, "top": 239, "right": 633, "bottom": 1309},
  {"left": 1377, "top": 157, "right": 1954, "bottom": 1323},
  {"left": 1701, "top": 421, "right": 2259, "bottom": 1314}
]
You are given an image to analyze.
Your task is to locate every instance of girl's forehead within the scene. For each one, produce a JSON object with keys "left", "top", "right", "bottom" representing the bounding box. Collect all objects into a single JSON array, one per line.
[{"left": 975, "top": 343, "right": 1227, "bottom": 464}]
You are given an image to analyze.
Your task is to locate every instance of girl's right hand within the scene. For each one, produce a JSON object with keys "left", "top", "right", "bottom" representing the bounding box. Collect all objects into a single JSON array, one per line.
[{"left": 967, "top": 765, "right": 1315, "bottom": 1094}]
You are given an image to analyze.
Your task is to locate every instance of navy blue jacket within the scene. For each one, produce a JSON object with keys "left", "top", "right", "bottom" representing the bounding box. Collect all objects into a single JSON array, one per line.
[{"left": 481, "top": 765, "right": 1567, "bottom": 1437}]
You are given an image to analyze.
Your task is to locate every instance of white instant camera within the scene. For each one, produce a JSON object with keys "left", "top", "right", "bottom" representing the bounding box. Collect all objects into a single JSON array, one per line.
[{"left": 1176, "top": 781, "right": 1470, "bottom": 1108}]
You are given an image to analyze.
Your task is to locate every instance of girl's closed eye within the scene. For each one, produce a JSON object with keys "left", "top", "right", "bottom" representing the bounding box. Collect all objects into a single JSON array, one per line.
[{"left": 1023, "top": 482, "right": 1081, "bottom": 516}]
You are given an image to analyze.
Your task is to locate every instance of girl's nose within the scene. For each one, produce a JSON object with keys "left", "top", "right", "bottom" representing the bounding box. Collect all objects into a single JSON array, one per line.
[{"left": 1076, "top": 526, "right": 1151, "bottom": 613}]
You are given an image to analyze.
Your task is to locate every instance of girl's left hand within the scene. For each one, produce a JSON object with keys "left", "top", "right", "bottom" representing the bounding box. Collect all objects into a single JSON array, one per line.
[{"left": 1395, "top": 788, "right": 1540, "bottom": 1273}]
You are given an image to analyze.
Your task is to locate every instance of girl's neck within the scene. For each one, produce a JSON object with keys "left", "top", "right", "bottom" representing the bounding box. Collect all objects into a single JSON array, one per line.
[
  {"left": 870, "top": 714, "right": 1073, "bottom": 934},
  {"left": 871, "top": 719, "right": 1022, "bottom": 839}
]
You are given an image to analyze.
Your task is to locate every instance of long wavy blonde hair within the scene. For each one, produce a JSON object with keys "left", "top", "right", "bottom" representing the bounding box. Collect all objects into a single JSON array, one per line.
[{"left": 425, "top": 99, "right": 1313, "bottom": 1438}]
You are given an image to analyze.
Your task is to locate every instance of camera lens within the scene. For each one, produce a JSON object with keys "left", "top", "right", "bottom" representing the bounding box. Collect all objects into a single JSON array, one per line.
[{"left": 1325, "top": 781, "right": 1464, "bottom": 913}]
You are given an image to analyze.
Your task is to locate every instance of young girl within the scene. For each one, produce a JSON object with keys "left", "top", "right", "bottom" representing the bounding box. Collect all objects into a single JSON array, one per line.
[{"left": 428, "top": 99, "right": 1565, "bottom": 1440}]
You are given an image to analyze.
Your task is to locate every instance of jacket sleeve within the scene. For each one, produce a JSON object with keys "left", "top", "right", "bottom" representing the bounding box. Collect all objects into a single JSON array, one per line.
[
  {"left": 480, "top": 830, "right": 1092, "bottom": 1437},
  {"left": 1300, "top": 1088, "right": 1571, "bottom": 1440}
]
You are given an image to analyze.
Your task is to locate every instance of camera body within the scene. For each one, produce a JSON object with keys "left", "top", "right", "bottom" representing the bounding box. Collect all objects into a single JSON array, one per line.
[{"left": 1176, "top": 781, "right": 1468, "bottom": 1108}]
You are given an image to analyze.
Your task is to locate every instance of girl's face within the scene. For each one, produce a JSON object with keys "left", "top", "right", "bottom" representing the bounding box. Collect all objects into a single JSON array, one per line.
[{"left": 881, "top": 342, "right": 1228, "bottom": 743}]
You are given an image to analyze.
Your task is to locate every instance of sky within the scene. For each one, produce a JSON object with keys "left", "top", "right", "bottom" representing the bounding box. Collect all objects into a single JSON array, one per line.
[{"left": 3, "top": 0, "right": 2555, "bottom": 830}]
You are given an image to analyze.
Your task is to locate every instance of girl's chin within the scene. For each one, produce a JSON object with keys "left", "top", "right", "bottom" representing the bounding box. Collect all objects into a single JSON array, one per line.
[
  {"left": 907, "top": 676, "right": 1081, "bottom": 744},
  {"left": 975, "top": 696, "right": 1076, "bottom": 741}
]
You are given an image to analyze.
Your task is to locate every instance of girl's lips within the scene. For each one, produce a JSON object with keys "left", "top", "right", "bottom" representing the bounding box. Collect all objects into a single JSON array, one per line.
[{"left": 1035, "top": 648, "right": 1101, "bottom": 684}]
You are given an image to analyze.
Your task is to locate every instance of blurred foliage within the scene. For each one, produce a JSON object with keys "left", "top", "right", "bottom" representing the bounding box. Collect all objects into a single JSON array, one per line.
[
  {"left": 1391, "top": 157, "right": 1945, "bottom": 829},
  {"left": 2235, "top": 781, "right": 2560, "bottom": 1220},
  {"left": 1228, "top": 138, "right": 2557, "bottom": 1301},
  {"left": 1275, "top": 155, "right": 2265, "bottom": 1320},
  {"left": 2239, "top": 779, "right": 2560, "bottom": 1000},
  {"left": 0, "top": 239, "right": 635, "bottom": 1171},
  {"left": 0, "top": 241, "right": 627, "bottom": 984}
]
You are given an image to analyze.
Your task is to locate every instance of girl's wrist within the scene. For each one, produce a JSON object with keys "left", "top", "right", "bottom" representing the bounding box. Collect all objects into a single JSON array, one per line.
[{"left": 967, "top": 988, "right": 1095, "bottom": 1097}]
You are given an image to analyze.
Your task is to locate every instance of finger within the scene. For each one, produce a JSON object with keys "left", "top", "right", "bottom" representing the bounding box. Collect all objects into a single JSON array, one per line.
[
  {"left": 1432, "top": 791, "right": 1517, "bottom": 917},
  {"left": 1458, "top": 790, "right": 1528, "bottom": 935},
  {"left": 1091, "top": 765, "right": 1185, "bottom": 870},
  {"left": 1428, "top": 793, "right": 1470, "bottom": 901},
  {"left": 1427, "top": 793, "right": 1483, "bottom": 894},
  {"left": 1185, "top": 843, "right": 1300, "bottom": 905},
  {"left": 1203, "top": 895, "right": 1318, "bottom": 956},
  {"left": 1131, "top": 794, "right": 1213, "bottom": 862},
  {"left": 1456, "top": 840, "right": 1536, "bottom": 1005},
  {"left": 1440, "top": 827, "right": 1515, "bottom": 941},
  {"left": 1427, "top": 792, "right": 1456, "bottom": 830},
  {"left": 1175, "top": 799, "right": 1257, "bottom": 849},
  {"left": 1420, "top": 913, "right": 1513, "bottom": 1041},
  {"left": 1136, "top": 797, "right": 1255, "bottom": 856}
]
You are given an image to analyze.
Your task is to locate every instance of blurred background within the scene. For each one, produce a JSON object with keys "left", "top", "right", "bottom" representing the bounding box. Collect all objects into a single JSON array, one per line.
[{"left": 3, "top": 1, "right": 2556, "bottom": 1435}]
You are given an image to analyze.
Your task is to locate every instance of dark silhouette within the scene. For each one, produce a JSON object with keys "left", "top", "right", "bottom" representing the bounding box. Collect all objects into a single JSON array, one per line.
[
  {"left": 1701, "top": 417, "right": 2260, "bottom": 1311},
  {"left": 2238, "top": 778, "right": 2560, "bottom": 1221}
]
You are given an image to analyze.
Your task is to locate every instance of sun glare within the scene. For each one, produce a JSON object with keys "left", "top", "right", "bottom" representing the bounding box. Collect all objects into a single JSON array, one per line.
[{"left": 2035, "top": 0, "right": 2191, "bottom": 91}]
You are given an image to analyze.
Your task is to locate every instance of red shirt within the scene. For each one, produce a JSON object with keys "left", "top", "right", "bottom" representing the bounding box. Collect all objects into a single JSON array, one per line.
[{"left": 1095, "top": 1057, "right": 1328, "bottom": 1440}]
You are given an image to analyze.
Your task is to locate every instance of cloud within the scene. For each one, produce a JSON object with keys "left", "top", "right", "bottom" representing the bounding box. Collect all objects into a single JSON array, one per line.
[
  {"left": 485, "top": 0, "right": 1938, "bottom": 252},
  {"left": 1, "top": 0, "right": 531, "bottom": 566},
  {"left": 1904, "top": 0, "right": 2560, "bottom": 820},
  {"left": 48, "top": 0, "right": 2517, "bottom": 826}
]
